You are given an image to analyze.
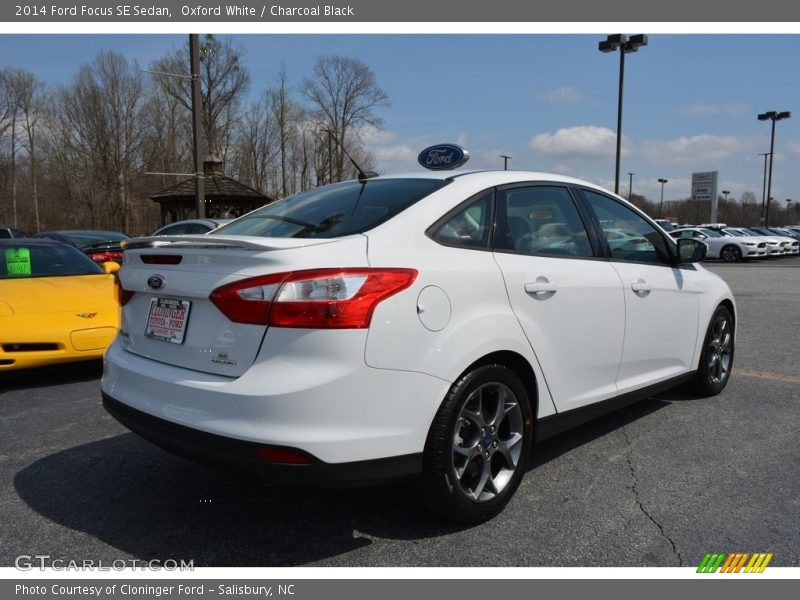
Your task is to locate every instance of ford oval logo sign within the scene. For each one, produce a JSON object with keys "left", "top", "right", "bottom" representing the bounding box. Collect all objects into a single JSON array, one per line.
[{"left": 418, "top": 144, "right": 470, "bottom": 171}]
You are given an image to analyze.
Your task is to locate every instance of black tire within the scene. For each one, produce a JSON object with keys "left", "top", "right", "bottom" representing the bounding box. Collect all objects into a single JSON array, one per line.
[
  {"left": 720, "top": 244, "right": 742, "bottom": 263},
  {"left": 689, "top": 305, "right": 735, "bottom": 396},
  {"left": 418, "top": 363, "right": 534, "bottom": 524}
]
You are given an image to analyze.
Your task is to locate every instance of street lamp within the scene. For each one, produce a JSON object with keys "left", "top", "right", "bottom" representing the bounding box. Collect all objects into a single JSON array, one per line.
[
  {"left": 786, "top": 199, "right": 793, "bottom": 226},
  {"left": 599, "top": 33, "right": 648, "bottom": 195},
  {"left": 758, "top": 110, "right": 791, "bottom": 227},
  {"left": 628, "top": 172, "right": 635, "bottom": 200},
  {"left": 757, "top": 153, "right": 769, "bottom": 225},
  {"left": 657, "top": 178, "right": 668, "bottom": 217},
  {"left": 721, "top": 190, "right": 730, "bottom": 221},
  {"left": 500, "top": 154, "right": 512, "bottom": 170}
]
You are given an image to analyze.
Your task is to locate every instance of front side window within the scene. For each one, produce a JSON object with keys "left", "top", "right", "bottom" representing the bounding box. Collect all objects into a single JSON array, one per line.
[
  {"left": 582, "top": 190, "right": 672, "bottom": 265},
  {"left": 214, "top": 178, "right": 450, "bottom": 239},
  {"left": 494, "top": 185, "right": 593, "bottom": 257}
]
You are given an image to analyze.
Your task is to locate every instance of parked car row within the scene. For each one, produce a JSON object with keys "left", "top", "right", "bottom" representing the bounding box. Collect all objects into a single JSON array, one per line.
[{"left": 666, "top": 224, "right": 800, "bottom": 262}]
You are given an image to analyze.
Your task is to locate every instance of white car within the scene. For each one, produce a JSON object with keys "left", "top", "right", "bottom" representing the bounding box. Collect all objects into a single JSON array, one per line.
[
  {"left": 152, "top": 218, "right": 233, "bottom": 236},
  {"left": 669, "top": 227, "right": 766, "bottom": 261},
  {"left": 102, "top": 169, "right": 735, "bottom": 523},
  {"left": 722, "top": 227, "right": 783, "bottom": 257}
]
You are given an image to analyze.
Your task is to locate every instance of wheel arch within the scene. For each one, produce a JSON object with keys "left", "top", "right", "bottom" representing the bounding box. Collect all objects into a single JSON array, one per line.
[{"left": 456, "top": 350, "right": 539, "bottom": 421}]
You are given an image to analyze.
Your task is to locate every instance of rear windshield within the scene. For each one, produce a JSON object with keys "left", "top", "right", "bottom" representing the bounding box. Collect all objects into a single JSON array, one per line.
[
  {"left": 213, "top": 178, "right": 450, "bottom": 239},
  {"left": 1, "top": 244, "right": 103, "bottom": 279}
]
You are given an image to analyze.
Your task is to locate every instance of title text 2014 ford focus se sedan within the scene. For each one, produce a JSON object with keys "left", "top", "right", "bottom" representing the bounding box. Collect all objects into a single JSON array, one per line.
[{"left": 102, "top": 170, "right": 735, "bottom": 523}]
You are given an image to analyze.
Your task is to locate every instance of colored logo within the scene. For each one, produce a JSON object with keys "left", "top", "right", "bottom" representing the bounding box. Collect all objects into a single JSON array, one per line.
[
  {"left": 417, "top": 144, "right": 470, "bottom": 170},
  {"left": 697, "top": 552, "right": 773, "bottom": 573}
]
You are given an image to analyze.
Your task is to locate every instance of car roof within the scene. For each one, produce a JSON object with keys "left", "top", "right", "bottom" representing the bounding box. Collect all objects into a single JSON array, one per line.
[{"left": 371, "top": 169, "right": 616, "bottom": 193}]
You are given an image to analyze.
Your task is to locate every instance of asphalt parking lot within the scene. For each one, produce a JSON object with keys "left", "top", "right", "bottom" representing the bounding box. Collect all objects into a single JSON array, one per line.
[{"left": 1, "top": 258, "right": 798, "bottom": 568}]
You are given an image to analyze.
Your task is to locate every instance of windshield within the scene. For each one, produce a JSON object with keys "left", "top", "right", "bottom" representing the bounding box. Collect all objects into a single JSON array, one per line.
[
  {"left": 214, "top": 178, "right": 450, "bottom": 239},
  {"left": 1, "top": 243, "right": 103, "bottom": 279},
  {"left": 699, "top": 228, "right": 722, "bottom": 238}
]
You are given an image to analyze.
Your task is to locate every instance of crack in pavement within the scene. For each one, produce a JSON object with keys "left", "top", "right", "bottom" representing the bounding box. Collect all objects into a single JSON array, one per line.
[{"left": 621, "top": 426, "right": 684, "bottom": 566}]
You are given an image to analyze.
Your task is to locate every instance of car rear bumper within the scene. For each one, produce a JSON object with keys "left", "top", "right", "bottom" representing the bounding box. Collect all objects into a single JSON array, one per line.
[
  {"left": 101, "top": 334, "right": 450, "bottom": 465},
  {"left": 103, "top": 392, "right": 422, "bottom": 486}
]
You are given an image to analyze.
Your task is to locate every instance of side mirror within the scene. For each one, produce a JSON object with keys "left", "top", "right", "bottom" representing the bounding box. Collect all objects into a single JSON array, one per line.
[
  {"left": 102, "top": 261, "right": 121, "bottom": 275},
  {"left": 676, "top": 238, "right": 706, "bottom": 264}
]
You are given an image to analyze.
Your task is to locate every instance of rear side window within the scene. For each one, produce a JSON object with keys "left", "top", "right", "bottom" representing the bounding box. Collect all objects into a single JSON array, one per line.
[
  {"left": 431, "top": 192, "right": 493, "bottom": 249},
  {"left": 214, "top": 178, "right": 450, "bottom": 239},
  {"left": 495, "top": 186, "right": 593, "bottom": 257}
]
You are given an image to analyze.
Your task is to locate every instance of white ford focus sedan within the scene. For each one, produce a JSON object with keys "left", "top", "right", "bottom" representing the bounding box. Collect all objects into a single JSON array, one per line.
[{"left": 102, "top": 168, "right": 735, "bottom": 523}]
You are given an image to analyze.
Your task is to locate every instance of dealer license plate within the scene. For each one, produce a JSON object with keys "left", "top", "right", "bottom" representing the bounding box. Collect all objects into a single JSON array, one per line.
[{"left": 145, "top": 297, "right": 191, "bottom": 344}]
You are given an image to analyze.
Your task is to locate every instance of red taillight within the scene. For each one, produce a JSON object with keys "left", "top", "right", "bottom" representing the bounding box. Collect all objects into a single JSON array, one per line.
[
  {"left": 210, "top": 268, "right": 417, "bottom": 329},
  {"left": 255, "top": 446, "right": 311, "bottom": 465},
  {"left": 89, "top": 251, "right": 122, "bottom": 264}
]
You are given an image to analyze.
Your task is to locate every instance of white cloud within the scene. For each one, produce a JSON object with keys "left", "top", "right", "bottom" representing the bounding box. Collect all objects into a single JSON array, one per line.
[
  {"left": 372, "top": 144, "right": 417, "bottom": 164},
  {"left": 550, "top": 163, "right": 574, "bottom": 175},
  {"left": 530, "top": 125, "right": 627, "bottom": 161},
  {"left": 356, "top": 125, "right": 397, "bottom": 145},
  {"left": 682, "top": 104, "right": 720, "bottom": 116},
  {"left": 724, "top": 102, "right": 750, "bottom": 115},
  {"left": 540, "top": 85, "right": 581, "bottom": 104},
  {"left": 640, "top": 134, "right": 745, "bottom": 165},
  {"left": 681, "top": 102, "right": 750, "bottom": 116}
]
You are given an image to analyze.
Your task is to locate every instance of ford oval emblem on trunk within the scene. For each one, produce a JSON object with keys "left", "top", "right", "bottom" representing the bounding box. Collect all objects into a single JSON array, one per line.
[
  {"left": 418, "top": 144, "right": 470, "bottom": 170},
  {"left": 147, "top": 275, "right": 165, "bottom": 290}
]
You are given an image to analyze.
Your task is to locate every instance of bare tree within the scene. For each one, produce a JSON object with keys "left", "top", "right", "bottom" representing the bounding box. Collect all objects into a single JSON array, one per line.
[
  {"left": 231, "top": 92, "right": 279, "bottom": 193},
  {"left": 54, "top": 52, "right": 147, "bottom": 232},
  {"left": 301, "top": 55, "right": 389, "bottom": 181},
  {"left": 150, "top": 34, "right": 250, "bottom": 159},
  {"left": 15, "top": 70, "right": 46, "bottom": 232},
  {"left": 1, "top": 68, "right": 23, "bottom": 228},
  {"left": 269, "top": 64, "right": 300, "bottom": 197}
]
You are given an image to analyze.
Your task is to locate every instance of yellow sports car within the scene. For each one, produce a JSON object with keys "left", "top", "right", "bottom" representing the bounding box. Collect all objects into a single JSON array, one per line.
[{"left": 0, "top": 238, "right": 120, "bottom": 370}]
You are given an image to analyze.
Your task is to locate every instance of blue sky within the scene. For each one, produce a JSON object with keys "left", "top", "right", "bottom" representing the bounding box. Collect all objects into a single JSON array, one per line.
[{"left": 2, "top": 34, "right": 799, "bottom": 204}]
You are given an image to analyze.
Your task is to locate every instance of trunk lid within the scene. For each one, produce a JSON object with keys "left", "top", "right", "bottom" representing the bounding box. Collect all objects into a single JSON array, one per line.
[{"left": 117, "top": 235, "right": 369, "bottom": 377}]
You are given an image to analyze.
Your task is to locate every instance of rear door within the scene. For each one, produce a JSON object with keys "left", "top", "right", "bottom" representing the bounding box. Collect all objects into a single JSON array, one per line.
[{"left": 491, "top": 184, "right": 626, "bottom": 412}]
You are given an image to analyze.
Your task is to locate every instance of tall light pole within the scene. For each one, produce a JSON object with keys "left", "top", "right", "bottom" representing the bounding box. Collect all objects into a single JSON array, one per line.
[
  {"left": 786, "top": 199, "right": 793, "bottom": 226},
  {"left": 758, "top": 111, "right": 791, "bottom": 227},
  {"left": 757, "top": 152, "right": 769, "bottom": 225},
  {"left": 189, "top": 34, "right": 205, "bottom": 219},
  {"left": 721, "top": 190, "right": 730, "bottom": 221},
  {"left": 599, "top": 34, "right": 648, "bottom": 195},
  {"left": 628, "top": 172, "right": 635, "bottom": 200},
  {"left": 500, "top": 154, "right": 512, "bottom": 170},
  {"left": 658, "top": 178, "right": 668, "bottom": 217}
]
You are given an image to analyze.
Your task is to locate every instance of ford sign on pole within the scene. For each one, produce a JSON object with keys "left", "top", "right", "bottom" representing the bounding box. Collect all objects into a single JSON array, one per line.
[{"left": 418, "top": 144, "right": 470, "bottom": 170}]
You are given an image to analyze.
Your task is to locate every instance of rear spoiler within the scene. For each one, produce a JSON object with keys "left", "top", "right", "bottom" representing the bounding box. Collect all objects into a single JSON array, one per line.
[{"left": 122, "top": 235, "right": 344, "bottom": 252}]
